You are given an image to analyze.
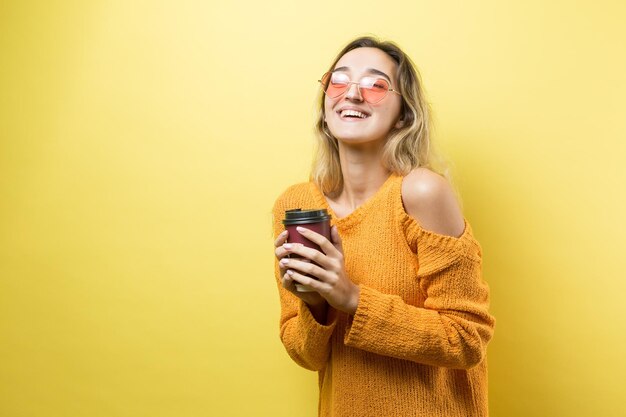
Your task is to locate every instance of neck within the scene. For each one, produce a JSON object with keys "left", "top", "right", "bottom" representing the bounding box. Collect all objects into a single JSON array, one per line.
[{"left": 335, "top": 141, "right": 391, "bottom": 210}]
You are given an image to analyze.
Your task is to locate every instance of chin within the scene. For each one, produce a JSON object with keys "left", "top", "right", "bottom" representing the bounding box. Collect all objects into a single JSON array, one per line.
[
  {"left": 335, "top": 134, "right": 385, "bottom": 146},
  {"left": 328, "top": 123, "right": 388, "bottom": 145},
  {"left": 331, "top": 129, "right": 365, "bottom": 141}
]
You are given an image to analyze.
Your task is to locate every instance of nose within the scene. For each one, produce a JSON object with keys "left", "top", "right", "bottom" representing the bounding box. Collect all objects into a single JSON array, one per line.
[{"left": 344, "top": 82, "right": 363, "bottom": 102}]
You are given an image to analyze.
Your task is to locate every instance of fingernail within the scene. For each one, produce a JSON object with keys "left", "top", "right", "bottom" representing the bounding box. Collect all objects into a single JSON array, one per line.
[
  {"left": 296, "top": 226, "right": 307, "bottom": 233},
  {"left": 279, "top": 258, "right": 289, "bottom": 265},
  {"left": 286, "top": 269, "right": 294, "bottom": 275},
  {"left": 283, "top": 243, "right": 293, "bottom": 249}
]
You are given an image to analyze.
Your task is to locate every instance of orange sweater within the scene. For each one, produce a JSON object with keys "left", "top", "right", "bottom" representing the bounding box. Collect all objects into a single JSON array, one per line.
[{"left": 272, "top": 173, "right": 496, "bottom": 417}]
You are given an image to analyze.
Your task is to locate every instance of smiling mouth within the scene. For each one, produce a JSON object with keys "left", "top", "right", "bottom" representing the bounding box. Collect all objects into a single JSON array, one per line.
[{"left": 339, "top": 109, "right": 370, "bottom": 119}]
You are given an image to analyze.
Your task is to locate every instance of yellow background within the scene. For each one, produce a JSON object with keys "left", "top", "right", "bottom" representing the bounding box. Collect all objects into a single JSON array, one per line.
[{"left": 1, "top": 1, "right": 625, "bottom": 416}]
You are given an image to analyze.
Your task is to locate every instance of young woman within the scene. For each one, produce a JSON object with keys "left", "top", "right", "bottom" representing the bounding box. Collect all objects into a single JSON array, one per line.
[{"left": 272, "top": 36, "right": 496, "bottom": 417}]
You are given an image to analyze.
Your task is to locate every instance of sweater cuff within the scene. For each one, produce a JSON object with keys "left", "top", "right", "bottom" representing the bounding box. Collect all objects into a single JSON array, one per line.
[
  {"left": 299, "top": 300, "right": 337, "bottom": 341},
  {"left": 344, "top": 285, "right": 376, "bottom": 348}
]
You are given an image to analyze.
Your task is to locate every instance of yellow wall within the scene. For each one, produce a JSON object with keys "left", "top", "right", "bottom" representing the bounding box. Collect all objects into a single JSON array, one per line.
[{"left": 1, "top": 1, "right": 625, "bottom": 416}]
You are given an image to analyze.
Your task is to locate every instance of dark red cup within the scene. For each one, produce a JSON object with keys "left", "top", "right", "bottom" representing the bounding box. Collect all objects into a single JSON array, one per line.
[
  {"left": 282, "top": 209, "right": 332, "bottom": 291},
  {"left": 283, "top": 208, "right": 332, "bottom": 254}
]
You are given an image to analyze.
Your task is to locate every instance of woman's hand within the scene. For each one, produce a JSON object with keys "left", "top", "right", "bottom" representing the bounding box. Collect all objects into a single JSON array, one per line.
[
  {"left": 278, "top": 226, "right": 360, "bottom": 315},
  {"left": 274, "top": 230, "right": 327, "bottom": 310}
]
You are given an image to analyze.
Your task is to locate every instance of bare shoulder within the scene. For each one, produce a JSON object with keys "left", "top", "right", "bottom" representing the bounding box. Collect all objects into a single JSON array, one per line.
[{"left": 401, "top": 168, "right": 465, "bottom": 237}]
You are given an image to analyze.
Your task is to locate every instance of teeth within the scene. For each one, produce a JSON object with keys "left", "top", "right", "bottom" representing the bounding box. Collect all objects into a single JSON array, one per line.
[{"left": 341, "top": 109, "right": 368, "bottom": 119}]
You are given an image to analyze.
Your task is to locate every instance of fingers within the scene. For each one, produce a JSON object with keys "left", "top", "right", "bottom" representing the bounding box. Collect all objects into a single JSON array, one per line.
[
  {"left": 292, "top": 226, "right": 341, "bottom": 257},
  {"left": 281, "top": 271, "right": 296, "bottom": 290},
  {"left": 285, "top": 269, "right": 328, "bottom": 293},
  {"left": 279, "top": 257, "right": 331, "bottom": 282},
  {"left": 274, "top": 230, "right": 288, "bottom": 247},
  {"left": 274, "top": 230, "right": 289, "bottom": 262},
  {"left": 282, "top": 270, "right": 317, "bottom": 294},
  {"left": 282, "top": 271, "right": 326, "bottom": 304},
  {"left": 281, "top": 243, "right": 330, "bottom": 268}
]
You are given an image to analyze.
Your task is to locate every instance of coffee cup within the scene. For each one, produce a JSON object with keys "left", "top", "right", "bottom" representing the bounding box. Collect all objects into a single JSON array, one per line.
[{"left": 282, "top": 208, "right": 332, "bottom": 292}]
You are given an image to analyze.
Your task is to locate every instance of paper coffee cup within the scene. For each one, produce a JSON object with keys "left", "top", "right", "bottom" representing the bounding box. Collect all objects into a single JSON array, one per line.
[{"left": 282, "top": 209, "right": 331, "bottom": 292}]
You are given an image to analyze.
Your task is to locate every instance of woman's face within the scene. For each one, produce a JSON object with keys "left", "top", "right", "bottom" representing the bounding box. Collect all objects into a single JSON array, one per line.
[{"left": 324, "top": 47, "right": 403, "bottom": 146}]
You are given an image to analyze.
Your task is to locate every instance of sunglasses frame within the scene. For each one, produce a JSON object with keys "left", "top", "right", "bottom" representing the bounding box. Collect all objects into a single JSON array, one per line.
[{"left": 318, "top": 71, "right": 402, "bottom": 104}]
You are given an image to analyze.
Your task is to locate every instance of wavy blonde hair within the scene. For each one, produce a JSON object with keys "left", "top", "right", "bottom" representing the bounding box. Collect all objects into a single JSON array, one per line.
[{"left": 311, "top": 36, "right": 448, "bottom": 197}]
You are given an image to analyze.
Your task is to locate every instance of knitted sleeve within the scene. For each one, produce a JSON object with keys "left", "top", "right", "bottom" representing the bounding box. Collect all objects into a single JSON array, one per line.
[
  {"left": 344, "top": 219, "right": 495, "bottom": 369},
  {"left": 271, "top": 186, "right": 338, "bottom": 371}
]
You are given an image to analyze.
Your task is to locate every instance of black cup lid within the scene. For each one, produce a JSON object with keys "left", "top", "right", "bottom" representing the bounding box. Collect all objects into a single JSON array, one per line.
[{"left": 282, "top": 208, "right": 331, "bottom": 225}]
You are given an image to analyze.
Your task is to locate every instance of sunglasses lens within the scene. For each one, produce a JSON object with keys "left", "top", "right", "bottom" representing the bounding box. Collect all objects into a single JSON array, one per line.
[
  {"left": 360, "top": 78, "right": 389, "bottom": 103},
  {"left": 322, "top": 72, "right": 349, "bottom": 98}
]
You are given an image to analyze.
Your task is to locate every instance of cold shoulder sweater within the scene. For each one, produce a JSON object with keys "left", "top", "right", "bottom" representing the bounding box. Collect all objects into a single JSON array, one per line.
[{"left": 272, "top": 173, "right": 496, "bottom": 417}]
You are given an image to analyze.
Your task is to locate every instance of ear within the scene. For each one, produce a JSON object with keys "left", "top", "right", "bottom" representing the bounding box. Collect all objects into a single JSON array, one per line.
[{"left": 394, "top": 118, "right": 405, "bottom": 129}]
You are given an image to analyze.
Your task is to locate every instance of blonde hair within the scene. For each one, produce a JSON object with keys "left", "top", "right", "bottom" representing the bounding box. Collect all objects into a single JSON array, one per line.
[{"left": 311, "top": 36, "right": 448, "bottom": 197}]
